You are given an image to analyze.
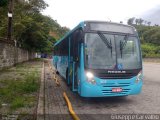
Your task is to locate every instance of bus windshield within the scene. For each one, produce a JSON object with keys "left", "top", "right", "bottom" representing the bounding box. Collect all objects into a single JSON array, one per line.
[{"left": 85, "top": 33, "right": 142, "bottom": 70}]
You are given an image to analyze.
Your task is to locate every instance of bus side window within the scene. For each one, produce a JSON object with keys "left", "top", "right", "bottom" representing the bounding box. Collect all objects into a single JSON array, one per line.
[{"left": 72, "top": 30, "right": 79, "bottom": 62}]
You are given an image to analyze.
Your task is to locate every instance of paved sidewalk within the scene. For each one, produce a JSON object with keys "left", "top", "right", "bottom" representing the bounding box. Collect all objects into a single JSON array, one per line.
[{"left": 37, "top": 60, "right": 72, "bottom": 120}]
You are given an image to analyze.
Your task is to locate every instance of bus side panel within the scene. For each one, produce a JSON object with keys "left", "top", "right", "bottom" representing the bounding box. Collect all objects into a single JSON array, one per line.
[{"left": 53, "top": 56, "right": 58, "bottom": 68}]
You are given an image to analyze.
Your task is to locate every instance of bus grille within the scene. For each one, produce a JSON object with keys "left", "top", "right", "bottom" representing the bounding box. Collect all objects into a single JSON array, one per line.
[
  {"left": 99, "top": 76, "right": 133, "bottom": 79},
  {"left": 102, "top": 88, "right": 131, "bottom": 95},
  {"left": 102, "top": 82, "right": 131, "bottom": 87},
  {"left": 94, "top": 72, "right": 135, "bottom": 79},
  {"left": 101, "top": 83, "right": 131, "bottom": 95}
]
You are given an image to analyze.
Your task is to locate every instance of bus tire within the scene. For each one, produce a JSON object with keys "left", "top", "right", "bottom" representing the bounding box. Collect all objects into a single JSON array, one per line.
[{"left": 56, "top": 70, "right": 59, "bottom": 74}]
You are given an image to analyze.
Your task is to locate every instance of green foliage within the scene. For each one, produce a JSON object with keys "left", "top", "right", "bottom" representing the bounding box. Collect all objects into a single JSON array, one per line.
[
  {"left": 136, "top": 26, "right": 160, "bottom": 45},
  {"left": 0, "top": 73, "right": 39, "bottom": 110},
  {"left": 127, "top": 17, "right": 135, "bottom": 25},
  {"left": 141, "top": 44, "right": 160, "bottom": 58},
  {"left": 0, "top": 0, "right": 8, "bottom": 7},
  {"left": 0, "top": 59, "right": 42, "bottom": 114},
  {"left": 141, "top": 27, "right": 160, "bottom": 44},
  {"left": 20, "top": 72, "right": 39, "bottom": 93},
  {"left": 137, "top": 26, "right": 160, "bottom": 58},
  {"left": 11, "top": 97, "right": 25, "bottom": 109},
  {"left": 0, "top": 0, "right": 69, "bottom": 53},
  {"left": 127, "top": 17, "right": 151, "bottom": 26},
  {"left": 127, "top": 17, "right": 160, "bottom": 58}
]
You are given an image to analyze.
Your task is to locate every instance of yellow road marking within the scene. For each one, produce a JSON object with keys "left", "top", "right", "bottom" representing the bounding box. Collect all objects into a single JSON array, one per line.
[
  {"left": 55, "top": 78, "right": 60, "bottom": 86},
  {"left": 48, "top": 62, "right": 60, "bottom": 86},
  {"left": 54, "top": 74, "right": 56, "bottom": 79},
  {"left": 63, "top": 92, "right": 80, "bottom": 120}
]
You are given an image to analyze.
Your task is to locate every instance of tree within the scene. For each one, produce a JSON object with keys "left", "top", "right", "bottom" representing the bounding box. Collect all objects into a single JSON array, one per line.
[
  {"left": 154, "top": 24, "right": 159, "bottom": 26},
  {"left": 126, "top": 17, "right": 160, "bottom": 57},
  {"left": 135, "top": 19, "right": 139, "bottom": 25},
  {"left": 147, "top": 21, "right": 151, "bottom": 26},
  {"left": 0, "top": 0, "right": 69, "bottom": 53},
  {"left": 139, "top": 18, "right": 144, "bottom": 25},
  {"left": 127, "top": 17, "right": 135, "bottom": 25},
  {"left": 135, "top": 18, "right": 144, "bottom": 25}
]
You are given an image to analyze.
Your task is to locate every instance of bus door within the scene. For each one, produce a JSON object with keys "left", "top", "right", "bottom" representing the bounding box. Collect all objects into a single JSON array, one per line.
[{"left": 68, "top": 29, "right": 83, "bottom": 92}]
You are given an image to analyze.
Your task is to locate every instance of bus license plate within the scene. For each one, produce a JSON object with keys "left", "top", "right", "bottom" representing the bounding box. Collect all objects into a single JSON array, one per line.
[{"left": 112, "top": 88, "right": 122, "bottom": 92}]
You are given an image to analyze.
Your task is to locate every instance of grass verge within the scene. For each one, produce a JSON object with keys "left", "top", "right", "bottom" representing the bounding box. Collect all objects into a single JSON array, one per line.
[{"left": 0, "top": 59, "right": 42, "bottom": 118}]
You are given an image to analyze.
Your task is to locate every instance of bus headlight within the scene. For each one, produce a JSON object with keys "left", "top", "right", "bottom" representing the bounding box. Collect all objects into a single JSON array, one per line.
[
  {"left": 86, "top": 72, "right": 96, "bottom": 85},
  {"left": 135, "top": 71, "right": 142, "bottom": 83}
]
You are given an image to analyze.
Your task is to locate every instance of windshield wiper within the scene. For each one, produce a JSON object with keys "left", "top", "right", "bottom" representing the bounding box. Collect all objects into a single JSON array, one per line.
[
  {"left": 97, "top": 31, "right": 112, "bottom": 57},
  {"left": 120, "top": 35, "right": 128, "bottom": 58}
]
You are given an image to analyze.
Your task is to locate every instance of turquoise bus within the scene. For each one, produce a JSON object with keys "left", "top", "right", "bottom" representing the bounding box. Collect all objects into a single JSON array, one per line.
[{"left": 53, "top": 21, "right": 143, "bottom": 97}]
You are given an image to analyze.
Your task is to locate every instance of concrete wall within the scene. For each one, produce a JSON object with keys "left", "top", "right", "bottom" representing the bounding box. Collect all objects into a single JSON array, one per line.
[{"left": 0, "top": 40, "right": 35, "bottom": 70}]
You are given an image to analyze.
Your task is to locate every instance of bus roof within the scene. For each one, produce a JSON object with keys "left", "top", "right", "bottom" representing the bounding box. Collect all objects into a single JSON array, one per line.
[{"left": 54, "top": 21, "right": 136, "bottom": 46}]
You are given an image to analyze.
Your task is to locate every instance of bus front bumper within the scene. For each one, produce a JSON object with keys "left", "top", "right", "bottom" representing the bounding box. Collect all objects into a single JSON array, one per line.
[{"left": 80, "top": 80, "right": 142, "bottom": 97}]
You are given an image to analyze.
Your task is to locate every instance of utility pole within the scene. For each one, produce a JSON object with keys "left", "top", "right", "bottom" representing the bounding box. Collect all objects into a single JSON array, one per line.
[{"left": 7, "top": 0, "right": 14, "bottom": 41}]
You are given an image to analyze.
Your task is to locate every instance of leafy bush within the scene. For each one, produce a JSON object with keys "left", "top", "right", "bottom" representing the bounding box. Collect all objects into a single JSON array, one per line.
[
  {"left": 141, "top": 43, "right": 160, "bottom": 58},
  {"left": 134, "top": 25, "right": 160, "bottom": 58}
]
